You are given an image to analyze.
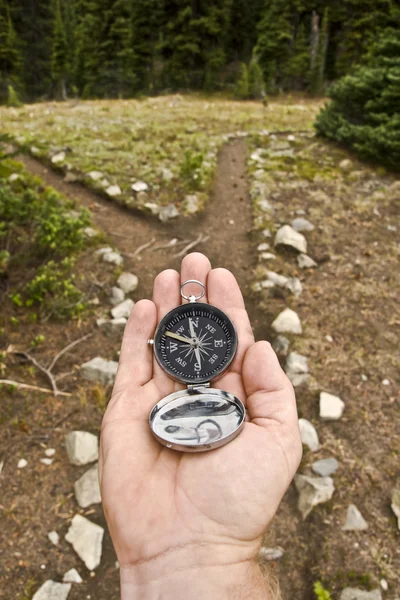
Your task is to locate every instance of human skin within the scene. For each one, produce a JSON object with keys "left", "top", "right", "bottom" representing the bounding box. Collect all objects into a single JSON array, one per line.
[{"left": 99, "top": 253, "right": 302, "bottom": 599}]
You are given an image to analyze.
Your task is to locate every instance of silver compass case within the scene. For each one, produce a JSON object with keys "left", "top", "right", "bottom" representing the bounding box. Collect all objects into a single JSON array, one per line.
[{"left": 148, "top": 280, "right": 246, "bottom": 452}]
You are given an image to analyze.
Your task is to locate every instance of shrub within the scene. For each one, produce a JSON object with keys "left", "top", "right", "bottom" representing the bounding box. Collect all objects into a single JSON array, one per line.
[
  {"left": 248, "top": 60, "right": 265, "bottom": 99},
  {"left": 315, "top": 28, "right": 400, "bottom": 170},
  {"left": 7, "top": 84, "right": 22, "bottom": 107},
  {"left": 235, "top": 63, "right": 250, "bottom": 99},
  {"left": 314, "top": 581, "right": 332, "bottom": 600}
]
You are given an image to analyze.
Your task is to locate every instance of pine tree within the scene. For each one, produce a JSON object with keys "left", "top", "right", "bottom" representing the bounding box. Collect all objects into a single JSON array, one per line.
[
  {"left": 0, "top": 1, "right": 23, "bottom": 103},
  {"left": 51, "top": 0, "right": 68, "bottom": 99},
  {"left": 235, "top": 62, "right": 249, "bottom": 99},
  {"left": 131, "top": 0, "right": 165, "bottom": 92},
  {"left": 248, "top": 58, "right": 264, "bottom": 98},
  {"left": 309, "top": 8, "right": 329, "bottom": 95}
]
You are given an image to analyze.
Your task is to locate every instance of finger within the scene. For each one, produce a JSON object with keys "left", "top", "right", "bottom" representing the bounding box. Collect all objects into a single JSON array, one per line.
[
  {"left": 180, "top": 252, "right": 212, "bottom": 303},
  {"left": 207, "top": 268, "right": 254, "bottom": 374},
  {"left": 243, "top": 341, "right": 297, "bottom": 424}
]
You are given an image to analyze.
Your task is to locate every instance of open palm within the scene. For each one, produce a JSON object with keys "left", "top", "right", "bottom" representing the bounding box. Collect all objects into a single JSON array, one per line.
[{"left": 99, "top": 253, "right": 301, "bottom": 582}]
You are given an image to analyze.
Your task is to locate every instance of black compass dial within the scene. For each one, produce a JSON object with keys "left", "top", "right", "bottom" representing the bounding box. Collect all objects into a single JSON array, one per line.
[{"left": 154, "top": 303, "right": 238, "bottom": 385}]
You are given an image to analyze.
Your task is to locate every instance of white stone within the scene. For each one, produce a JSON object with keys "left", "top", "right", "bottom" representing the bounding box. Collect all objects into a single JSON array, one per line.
[
  {"left": 342, "top": 504, "right": 368, "bottom": 531},
  {"left": 63, "top": 568, "right": 83, "bottom": 584},
  {"left": 65, "top": 431, "right": 99, "bottom": 466},
  {"left": 144, "top": 202, "right": 160, "bottom": 215},
  {"left": 285, "top": 277, "right": 302, "bottom": 296},
  {"left": 106, "top": 185, "right": 121, "bottom": 197},
  {"left": 159, "top": 204, "right": 179, "bottom": 222},
  {"left": 262, "top": 228, "right": 272, "bottom": 238},
  {"left": 291, "top": 217, "right": 315, "bottom": 232},
  {"left": 109, "top": 286, "right": 125, "bottom": 306},
  {"left": 9, "top": 173, "right": 20, "bottom": 182},
  {"left": 80, "top": 357, "right": 118, "bottom": 386},
  {"left": 257, "top": 243, "right": 270, "bottom": 252},
  {"left": 391, "top": 488, "right": 400, "bottom": 529},
  {"left": 380, "top": 579, "right": 388, "bottom": 592},
  {"left": 51, "top": 152, "right": 66, "bottom": 164},
  {"left": 286, "top": 352, "right": 308, "bottom": 374},
  {"left": 65, "top": 514, "right": 104, "bottom": 571},
  {"left": 382, "top": 378, "right": 390, "bottom": 386},
  {"left": 257, "top": 199, "right": 273, "bottom": 212},
  {"left": 294, "top": 474, "right": 335, "bottom": 519},
  {"left": 274, "top": 225, "right": 307, "bottom": 254},
  {"left": 95, "top": 247, "right": 113, "bottom": 256},
  {"left": 297, "top": 254, "right": 317, "bottom": 269},
  {"left": 45, "top": 448, "right": 56, "bottom": 457},
  {"left": 258, "top": 546, "right": 285, "bottom": 561},
  {"left": 111, "top": 298, "right": 134, "bottom": 319},
  {"left": 185, "top": 194, "right": 200, "bottom": 214},
  {"left": 87, "top": 171, "right": 103, "bottom": 181},
  {"left": 272, "top": 335, "right": 290, "bottom": 356},
  {"left": 83, "top": 227, "right": 98, "bottom": 238},
  {"left": 260, "top": 252, "right": 276, "bottom": 261},
  {"left": 31, "top": 146, "right": 40, "bottom": 155},
  {"left": 74, "top": 463, "right": 101, "bottom": 508},
  {"left": 32, "top": 580, "right": 71, "bottom": 600},
  {"left": 260, "top": 280, "right": 275, "bottom": 289},
  {"left": 102, "top": 251, "right": 123, "bottom": 266},
  {"left": 48, "top": 531, "right": 59, "bottom": 546},
  {"left": 339, "top": 159, "right": 352, "bottom": 171},
  {"left": 298, "top": 418, "right": 319, "bottom": 452},
  {"left": 17, "top": 458, "right": 28, "bottom": 469},
  {"left": 326, "top": 335, "right": 334, "bottom": 343},
  {"left": 117, "top": 272, "right": 138, "bottom": 294},
  {"left": 271, "top": 308, "right": 302, "bottom": 334},
  {"left": 311, "top": 458, "right": 339, "bottom": 477},
  {"left": 161, "top": 168, "right": 174, "bottom": 181},
  {"left": 40, "top": 458, "right": 53, "bottom": 466},
  {"left": 97, "top": 317, "right": 127, "bottom": 332},
  {"left": 320, "top": 392, "right": 345, "bottom": 420},
  {"left": 132, "top": 181, "right": 149, "bottom": 193},
  {"left": 340, "top": 589, "right": 382, "bottom": 600},
  {"left": 266, "top": 271, "right": 289, "bottom": 287},
  {"left": 287, "top": 134, "right": 295, "bottom": 141}
]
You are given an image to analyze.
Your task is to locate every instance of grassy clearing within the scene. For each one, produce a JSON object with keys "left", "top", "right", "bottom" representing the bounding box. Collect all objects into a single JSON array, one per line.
[{"left": 0, "top": 95, "right": 322, "bottom": 214}]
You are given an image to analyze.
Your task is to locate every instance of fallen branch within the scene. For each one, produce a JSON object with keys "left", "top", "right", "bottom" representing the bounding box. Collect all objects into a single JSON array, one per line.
[
  {"left": 47, "top": 332, "right": 92, "bottom": 371},
  {"left": 125, "top": 237, "right": 156, "bottom": 258},
  {"left": 0, "top": 379, "right": 71, "bottom": 397},
  {"left": 15, "top": 351, "right": 58, "bottom": 395},
  {"left": 174, "top": 233, "right": 210, "bottom": 258}
]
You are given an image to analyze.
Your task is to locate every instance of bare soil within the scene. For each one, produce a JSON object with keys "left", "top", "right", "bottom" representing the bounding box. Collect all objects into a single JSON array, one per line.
[{"left": 0, "top": 138, "right": 399, "bottom": 600}]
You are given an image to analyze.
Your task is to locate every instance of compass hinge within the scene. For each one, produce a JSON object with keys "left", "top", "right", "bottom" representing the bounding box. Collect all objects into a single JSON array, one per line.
[{"left": 187, "top": 382, "right": 211, "bottom": 391}]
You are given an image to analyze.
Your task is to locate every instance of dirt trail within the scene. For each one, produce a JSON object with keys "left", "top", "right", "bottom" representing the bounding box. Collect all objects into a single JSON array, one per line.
[{"left": 20, "top": 140, "right": 265, "bottom": 337}]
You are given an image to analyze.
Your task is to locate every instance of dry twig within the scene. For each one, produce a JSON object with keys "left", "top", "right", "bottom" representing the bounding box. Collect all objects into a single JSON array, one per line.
[
  {"left": 125, "top": 237, "right": 156, "bottom": 258},
  {"left": 0, "top": 379, "right": 71, "bottom": 397},
  {"left": 174, "top": 233, "right": 210, "bottom": 258}
]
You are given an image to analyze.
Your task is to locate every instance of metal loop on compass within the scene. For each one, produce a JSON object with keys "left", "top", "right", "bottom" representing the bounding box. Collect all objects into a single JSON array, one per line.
[{"left": 180, "top": 279, "right": 205, "bottom": 302}]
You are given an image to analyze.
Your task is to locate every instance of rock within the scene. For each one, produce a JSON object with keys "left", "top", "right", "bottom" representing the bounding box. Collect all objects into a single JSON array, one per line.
[
  {"left": 339, "top": 159, "right": 353, "bottom": 171},
  {"left": 297, "top": 253, "right": 317, "bottom": 269},
  {"left": 259, "top": 546, "right": 285, "bottom": 561},
  {"left": 109, "top": 286, "right": 125, "bottom": 306},
  {"left": 185, "top": 194, "right": 200, "bottom": 214},
  {"left": 32, "top": 580, "right": 71, "bottom": 600},
  {"left": 271, "top": 308, "right": 302, "bottom": 334},
  {"left": 262, "top": 228, "right": 272, "bottom": 238},
  {"left": 63, "top": 568, "right": 83, "bottom": 584},
  {"left": 102, "top": 251, "right": 123, "bottom": 266},
  {"left": 64, "top": 173, "right": 78, "bottom": 183},
  {"left": 9, "top": 173, "right": 20, "bottom": 182},
  {"left": 161, "top": 168, "right": 174, "bottom": 181},
  {"left": 132, "top": 181, "right": 149, "bottom": 193},
  {"left": 272, "top": 335, "right": 290, "bottom": 356},
  {"left": 285, "top": 277, "right": 302, "bottom": 296},
  {"left": 311, "top": 458, "right": 339, "bottom": 477},
  {"left": 257, "top": 243, "right": 270, "bottom": 252},
  {"left": 17, "top": 458, "right": 28, "bottom": 469},
  {"left": 83, "top": 227, "right": 98, "bottom": 238},
  {"left": 286, "top": 352, "right": 309, "bottom": 386},
  {"left": 65, "top": 431, "right": 99, "bottom": 466},
  {"left": 87, "top": 171, "right": 103, "bottom": 181},
  {"left": 80, "top": 356, "right": 118, "bottom": 386},
  {"left": 340, "top": 589, "right": 382, "bottom": 600},
  {"left": 74, "top": 463, "right": 101, "bottom": 508},
  {"left": 390, "top": 488, "right": 400, "bottom": 529},
  {"left": 40, "top": 458, "right": 53, "bottom": 466},
  {"left": 266, "top": 271, "right": 289, "bottom": 287},
  {"left": 111, "top": 298, "right": 134, "bottom": 319},
  {"left": 106, "top": 185, "right": 121, "bottom": 197},
  {"left": 31, "top": 146, "right": 40, "bottom": 155},
  {"left": 260, "top": 252, "right": 276, "bottom": 261},
  {"left": 287, "top": 134, "right": 295, "bottom": 142},
  {"left": 48, "top": 531, "right": 59, "bottom": 546},
  {"left": 260, "top": 280, "right": 275, "bottom": 289},
  {"left": 298, "top": 418, "right": 319, "bottom": 452},
  {"left": 117, "top": 272, "right": 138, "bottom": 294},
  {"left": 95, "top": 247, "right": 113, "bottom": 256},
  {"left": 51, "top": 152, "right": 66, "bottom": 164},
  {"left": 320, "top": 392, "right": 345, "bottom": 420},
  {"left": 159, "top": 204, "right": 179, "bottom": 222},
  {"left": 295, "top": 474, "right": 335, "bottom": 519},
  {"left": 251, "top": 282, "right": 262, "bottom": 292},
  {"left": 65, "top": 514, "right": 104, "bottom": 571},
  {"left": 97, "top": 317, "right": 127, "bottom": 332},
  {"left": 291, "top": 217, "right": 315, "bottom": 232},
  {"left": 144, "top": 202, "right": 160, "bottom": 215},
  {"left": 342, "top": 504, "right": 368, "bottom": 531},
  {"left": 257, "top": 199, "right": 273, "bottom": 212},
  {"left": 274, "top": 225, "right": 307, "bottom": 254}
]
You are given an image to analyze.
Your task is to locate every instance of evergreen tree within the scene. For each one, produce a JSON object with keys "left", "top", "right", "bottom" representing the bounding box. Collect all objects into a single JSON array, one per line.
[
  {"left": 0, "top": 0, "right": 22, "bottom": 103},
  {"left": 235, "top": 62, "right": 249, "bottom": 98},
  {"left": 51, "top": 0, "right": 68, "bottom": 99},
  {"left": 248, "top": 58, "right": 264, "bottom": 98},
  {"left": 131, "top": 0, "right": 165, "bottom": 92},
  {"left": 309, "top": 7, "right": 329, "bottom": 95},
  {"left": 315, "top": 27, "right": 400, "bottom": 170}
]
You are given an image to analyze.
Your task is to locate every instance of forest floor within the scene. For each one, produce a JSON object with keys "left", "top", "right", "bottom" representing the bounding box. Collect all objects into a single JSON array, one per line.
[{"left": 0, "top": 95, "right": 399, "bottom": 600}]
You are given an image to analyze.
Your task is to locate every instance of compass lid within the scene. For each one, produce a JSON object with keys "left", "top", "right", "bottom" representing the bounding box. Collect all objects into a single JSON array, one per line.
[{"left": 149, "top": 386, "right": 245, "bottom": 453}]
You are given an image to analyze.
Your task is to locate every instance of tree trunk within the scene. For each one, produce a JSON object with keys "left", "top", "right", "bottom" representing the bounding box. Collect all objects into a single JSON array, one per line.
[{"left": 310, "top": 10, "right": 320, "bottom": 71}]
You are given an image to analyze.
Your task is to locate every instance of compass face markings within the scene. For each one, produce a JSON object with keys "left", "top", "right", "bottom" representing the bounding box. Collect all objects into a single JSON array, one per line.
[{"left": 154, "top": 304, "right": 237, "bottom": 384}]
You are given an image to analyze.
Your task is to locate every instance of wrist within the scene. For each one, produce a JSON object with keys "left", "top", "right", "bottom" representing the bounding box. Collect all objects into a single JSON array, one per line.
[{"left": 120, "top": 544, "right": 272, "bottom": 600}]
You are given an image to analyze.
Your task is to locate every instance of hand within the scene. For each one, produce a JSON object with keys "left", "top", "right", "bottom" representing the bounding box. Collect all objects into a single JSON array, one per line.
[{"left": 99, "top": 253, "right": 302, "bottom": 599}]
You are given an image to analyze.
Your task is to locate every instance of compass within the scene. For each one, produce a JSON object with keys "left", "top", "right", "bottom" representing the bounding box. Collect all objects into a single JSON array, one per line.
[{"left": 148, "top": 280, "right": 245, "bottom": 452}]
